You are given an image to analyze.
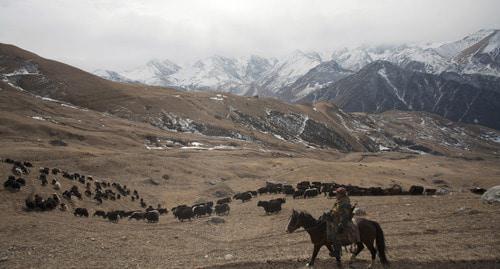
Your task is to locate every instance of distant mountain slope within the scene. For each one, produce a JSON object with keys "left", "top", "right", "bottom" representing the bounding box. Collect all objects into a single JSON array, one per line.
[
  {"left": 0, "top": 43, "right": 375, "bottom": 152},
  {"left": 2, "top": 43, "right": 499, "bottom": 156},
  {"left": 300, "top": 61, "right": 500, "bottom": 130},
  {"left": 275, "top": 60, "right": 353, "bottom": 102}
]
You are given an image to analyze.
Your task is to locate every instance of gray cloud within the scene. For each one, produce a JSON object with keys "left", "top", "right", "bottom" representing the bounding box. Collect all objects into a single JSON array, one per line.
[{"left": 1, "top": 0, "right": 499, "bottom": 71}]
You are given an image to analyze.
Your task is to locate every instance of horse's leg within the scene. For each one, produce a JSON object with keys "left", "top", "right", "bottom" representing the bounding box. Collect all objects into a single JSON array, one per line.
[
  {"left": 366, "top": 243, "right": 377, "bottom": 269},
  {"left": 326, "top": 243, "right": 334, "bottom": 257},
  {"left": 331, "top": 241, "right": 342, "bottom": 266},
  {"left": 307, "top": 244, "right": 321, "bottom": 267},
  {"left": 350, "top": 242, "right": 364, "bottom": 263}
]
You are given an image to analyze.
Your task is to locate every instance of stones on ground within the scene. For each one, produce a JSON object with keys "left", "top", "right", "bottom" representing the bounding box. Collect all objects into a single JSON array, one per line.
[
  {"left": 49, "top": 139, "right": 67, "bottom": 146},
  {"left": 206, "top": 217, "right": 225, "bottom": 225},
  {"left": 224, "top": 254, "right": 233, "bottom": 261},
  {"left": 436, "top": 188, "right": 450, "bottom": 195},
  {"left": 481, "top": 185, "right": 500, "bottom": 204},
  {"left": 144, "top": 178, "right": 160, "bottom": 186}
]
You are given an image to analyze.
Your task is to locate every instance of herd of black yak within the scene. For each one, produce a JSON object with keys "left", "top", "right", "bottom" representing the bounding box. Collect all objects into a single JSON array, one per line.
[{"left": 3, "top": 158, "right": 454, "bottom": 224}]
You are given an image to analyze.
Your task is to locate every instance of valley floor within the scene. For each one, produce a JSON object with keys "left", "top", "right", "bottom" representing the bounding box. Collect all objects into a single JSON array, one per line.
[{"left": 0, "top": 146, "right": 499, "bottom": 269}]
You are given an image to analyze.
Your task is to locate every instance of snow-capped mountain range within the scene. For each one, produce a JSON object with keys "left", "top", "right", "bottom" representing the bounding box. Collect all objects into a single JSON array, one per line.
[{"left": 95, "top": 29, "right": 500, "bottom": 102}]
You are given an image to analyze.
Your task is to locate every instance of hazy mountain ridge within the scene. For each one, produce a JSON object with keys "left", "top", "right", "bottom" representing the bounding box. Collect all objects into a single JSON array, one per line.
[{"left": 95, "top": 29, "right": 500, "bottom": 102}]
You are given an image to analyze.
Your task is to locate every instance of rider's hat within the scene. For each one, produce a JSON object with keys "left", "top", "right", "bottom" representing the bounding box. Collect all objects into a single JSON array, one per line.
[{"left": 335, "top": 187, "right": 347, "bottom": 195}]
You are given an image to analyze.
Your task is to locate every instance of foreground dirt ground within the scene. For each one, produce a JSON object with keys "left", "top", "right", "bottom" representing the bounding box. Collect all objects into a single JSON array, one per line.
[{"left": 0, "top": 147, "right": 499, "bottom": 269}]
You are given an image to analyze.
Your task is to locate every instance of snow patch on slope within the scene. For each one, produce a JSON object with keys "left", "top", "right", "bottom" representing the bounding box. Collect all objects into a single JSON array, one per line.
[{"left": 377, "top": 68, "right": 408, "bottom": 107}]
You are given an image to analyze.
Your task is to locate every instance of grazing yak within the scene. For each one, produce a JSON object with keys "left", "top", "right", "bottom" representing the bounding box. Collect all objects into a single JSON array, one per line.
[
  {"left": 409, "top": 185, "right": 424, "bottom": 195},
  {"left": 12, "top": 166, "right": 23, "bottom": 176},
  {"left": 129, "top": 211, "right": 146, "bottom": 221},
  {"left": 106, "top": 211, "right": 120, "bottom": 223},
  {"left": 216, "top": 197, "right": 231, "bottom": 205},
  {"left": 303, "top": 188, "right": 319, "bottom": 198},
  {"left": 425, "top": 188, "right": 437, "bottom": 195},
  {"left": 51, "top": 168, "right": 60, "bottom": 175},
  {"left": 470, "top": 187, "right": 487, "bottom": 195},
  {"left": 257, "top": 187, "right": 268, "bottom": 195},
  {"left": 84, "top": 190, "right": 92, "bottom": 197},
  {"left": 15, "top": 177, "right": 26, "bottom": 186},
  {"left": 215, "top": 203, "right": 230, "bottom": 216},
  {"left": 93, "top": 210, "right": 107, "bottom": 218},
  {"left": 4, "top": 176, "right": 22, "bottom": 191},
  {"left": 43, "top": 197, "right": 58, "bottom": 210},
  {"left": 257, "top": 198, "right": 285, "bottom": 214},
  {"left": 172, "top": 205, "right": 194, "bottom": 221},
  {"left": 385, "top": 184, "right": 403, "bottom": 195},
  {"left": 265, "top": 182, "right": 283, "bottom": 194},
  {"left": 296, "top": 181, "right": 311, "bottom": 190},
  {"left": 52, "top": 193, "right": 61, "bottom": 203},
  {"left": 145, "top": 210, "right": 160, "bottom": 223},
  {"left": 293, "top": 189, "right": 305, "bottom": 199},
  {"left": 25, "top": 198, "right": 36, "bottom": 210},
  {"left": 367, "top": 187, "right": 385, "bottom": 196},
  {"left": 233, "top": 192, "right": 252, "bottom": 202},
  {"left": 94, "top": 196, "right": 103, "bottom": 204},
  {"left": 40, "top": 167, "right": 50, "bottom": 175},
  {"left": 283, "top": 185, "right": 295, "bottom": 195},
  {"left": 192, "top": 204, "right": 212, "bottom": 218},
  {"left": 74, "top": 208, "right": 89, "bottom": 217}
]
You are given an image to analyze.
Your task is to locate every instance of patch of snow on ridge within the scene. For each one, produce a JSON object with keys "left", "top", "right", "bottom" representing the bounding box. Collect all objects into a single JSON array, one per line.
[
  {"left": 2, "top": 66, "right": 40, "bottom": 77},
  {"left": 481, "top": 131, "right": 500, "bottom": 143},
  {"left": 31, "top": 116, "right": 45, "bottom": 121},
  {"left": 296, "top": 82, "right": 327, "bottom": 99},
  {"left": 273, "top": 134, "right": 285, "bottom": 141},
  {"left": 210, "top": 94, "right": 225, "bottom": 101},
  {"left": 483, "top": 31, "right": 500, "bottom": 53},
  {"left": 378, "top": 68, "right": 408, "bottom": 106},
  {"left": 145, "top": 145, "right": 166, "bottom": 150}
]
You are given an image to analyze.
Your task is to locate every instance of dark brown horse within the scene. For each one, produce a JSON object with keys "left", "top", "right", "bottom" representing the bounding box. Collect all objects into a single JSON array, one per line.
[{"left": 286, "top": 210, "right": 389, "bottom": 268}]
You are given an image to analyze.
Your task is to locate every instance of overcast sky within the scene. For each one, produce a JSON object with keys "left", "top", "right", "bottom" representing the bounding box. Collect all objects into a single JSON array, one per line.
[{"left": 1, "top": 0, "right": 499, "bottom": 71}]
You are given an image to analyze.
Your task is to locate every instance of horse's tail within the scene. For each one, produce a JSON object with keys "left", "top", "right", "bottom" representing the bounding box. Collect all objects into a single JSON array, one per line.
[{"left": 372, "top": 220, "right": 389, "bottom": 265}]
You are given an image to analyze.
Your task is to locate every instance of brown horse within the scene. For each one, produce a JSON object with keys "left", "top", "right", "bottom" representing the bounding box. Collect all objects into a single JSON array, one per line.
[{"left": 286, "top": 210, "right": 389, "bottom": 268}]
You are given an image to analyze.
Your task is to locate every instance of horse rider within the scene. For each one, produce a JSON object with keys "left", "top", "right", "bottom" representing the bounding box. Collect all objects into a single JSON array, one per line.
[{"left": 328, "top": 187, "right": 358, "bottom": 261}]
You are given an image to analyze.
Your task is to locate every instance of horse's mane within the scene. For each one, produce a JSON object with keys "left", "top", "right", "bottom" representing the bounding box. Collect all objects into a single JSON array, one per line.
[{"left": 297, "top": 210, "right": 321, "bottom": 225}]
